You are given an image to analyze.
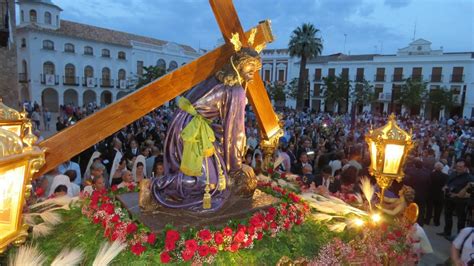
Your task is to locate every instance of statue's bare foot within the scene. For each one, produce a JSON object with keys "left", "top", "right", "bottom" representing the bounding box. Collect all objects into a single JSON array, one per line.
[{"left": 230, "top": 164, "right": 257, "bottom": 198}]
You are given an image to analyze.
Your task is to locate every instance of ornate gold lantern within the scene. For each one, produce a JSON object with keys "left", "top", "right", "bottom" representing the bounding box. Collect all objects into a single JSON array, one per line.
[
  {"left": 0, "top": 103, "right": 45, "bottom": 254},
  {"left": 365, "top": 114, "right": 414, "bottom": 205},
  {"left": 0, "top": 98, "right": 28, "bottom": 138}
]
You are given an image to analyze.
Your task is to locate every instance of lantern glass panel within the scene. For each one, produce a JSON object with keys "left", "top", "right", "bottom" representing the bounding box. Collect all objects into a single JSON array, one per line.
[
  {"left": 0, "top": 165, "right": 26, "bottom": 241},
  {"left": 383, "top": 144, "right": 404, "bottom": 174},
  {"left": 0, "top": 125, "right": 21, "bottom": 137},
  {"left": 370, "top": 141, "right": 377, "bottom": 171}
]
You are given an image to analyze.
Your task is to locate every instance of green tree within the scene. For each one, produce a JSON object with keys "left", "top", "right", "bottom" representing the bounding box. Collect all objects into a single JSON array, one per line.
[
  {"left": 135, "top": 65, "right": 166, "bottom": 90},
  {"left": 266, "top": 82, "right": 287, "bottom": 102},
  {"left": 352, "top": 79, "right": 376, "bottom": 109},
  {"left": 287, "top": 78, "right": 309, "bottom": 101},
  {"left": 322, "top": 74, "right": 350, "bottom": 113},
  {"left": 399, "top": 78, "right": 427, "bottom": 114},
  {"left": 288, "top": 23, "right": 323, "bottom": 110},
  {"left": 427, "top": 87, "right": 454, "bottom": 117}
]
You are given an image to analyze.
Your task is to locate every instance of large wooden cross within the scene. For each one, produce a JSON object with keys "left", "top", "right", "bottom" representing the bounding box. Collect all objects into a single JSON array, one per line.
[{"left": 36, "top": 0, "right": 280, "bottom": 176}]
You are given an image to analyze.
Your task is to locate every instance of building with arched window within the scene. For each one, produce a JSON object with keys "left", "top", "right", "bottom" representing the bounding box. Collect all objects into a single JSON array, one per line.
[
  {"left": 16, "top": 0, "right": 201, "bottom": 110},
  {"left": 262, "top": 40, "right": 474, "bottom": 118}
]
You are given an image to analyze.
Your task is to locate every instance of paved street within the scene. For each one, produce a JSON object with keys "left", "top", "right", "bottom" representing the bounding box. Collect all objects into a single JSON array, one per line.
[{"left": 420, "top": 222, "right": 452, "bottom": 265}]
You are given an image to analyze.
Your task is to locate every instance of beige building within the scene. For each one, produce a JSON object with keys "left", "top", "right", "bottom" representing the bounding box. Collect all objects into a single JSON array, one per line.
[{"left": 0, "top": 0, "right": 19, "bottom": 108}]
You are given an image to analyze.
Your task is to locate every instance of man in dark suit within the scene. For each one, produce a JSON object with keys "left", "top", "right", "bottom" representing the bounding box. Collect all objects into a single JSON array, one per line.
[
  {"left": 104, "top": 138, "right": 123, "bottom": 175},
  {"left": 438, "top": 159, "right": 472, "bottom": 239},
  {"left": 426, "top": 162, "right": 449, "bottom": 226},
  {"left": 404, "top": 158, "right": 431, "bottom": 226},
  {"left": 314, "top": 165, "right": 341, "bottom": 193},
  {"left": 292, "top": 152, "right": 310, "bottom": 176}
]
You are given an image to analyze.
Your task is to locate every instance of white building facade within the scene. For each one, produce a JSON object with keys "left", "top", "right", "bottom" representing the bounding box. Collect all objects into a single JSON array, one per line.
[
  {"left": 16, "top": 0, "right": 200, "bottom": 111},
  {"left": 261, "top": 39, "right": 474, "bottom": 119}
]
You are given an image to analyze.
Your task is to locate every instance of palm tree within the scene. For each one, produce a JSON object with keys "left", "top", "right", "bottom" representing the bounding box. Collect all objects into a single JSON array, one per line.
[{"left": 288, "top": 23, "right": 323, "bottom": 110}]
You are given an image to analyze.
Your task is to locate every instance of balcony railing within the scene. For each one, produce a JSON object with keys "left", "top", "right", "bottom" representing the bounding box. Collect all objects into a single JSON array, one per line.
[
  {"left": 392, "top": 74, "right": 404, "bottom": 82},
  {"left": 355, "top": 75, "right": 364, "bottom": 82},
  {"left": 18, "top": 73, "right": 28, "bottom": 83},
  {"left": 116, "top": 79, "right": 129, "bottom": 89},
  {"left": 63, "top": 76, "right": 80, "bottom": 86},
  {"left": 451, "top": 74, "right": 464, "bottom": 83},
  {"left": 314, "top": 76, "right": 322, "bottom": 82},
  {"left": 430, "top": 74, "right": 443, "bottom": 83},
  {"left": 378, "top": 92, "right": 392, "bottom": 102},
  {"left": 82, "top": 77, "right": 97, "bottom": 87},
  {"left": 40, "top": 74, "right": 59, "bottom": 85},
  {"left": 374, "top": 74, "right": 385, "bottom": 82},
  {"left": 100, "top": 78, "right": 115, "bottom": 88},
  {"left": 410, "top": 75, "right": 423, "bottom": 82}
]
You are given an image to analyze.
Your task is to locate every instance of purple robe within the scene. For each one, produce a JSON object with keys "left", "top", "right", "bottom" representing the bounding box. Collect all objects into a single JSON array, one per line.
[{"left": 152, "top": 77, "right": 247, "bottom": 212}]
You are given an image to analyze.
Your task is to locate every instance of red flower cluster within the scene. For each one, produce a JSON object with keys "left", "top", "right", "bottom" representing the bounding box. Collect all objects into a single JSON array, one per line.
[
  {"left": 82, "top": 181, "right": 309, "bottom": 263},
  {"left": 81, "top": 189, "right": 156, "bottom": 256},
  {"left": 159, "top": 185, "right": 309, "bottom": 264}
]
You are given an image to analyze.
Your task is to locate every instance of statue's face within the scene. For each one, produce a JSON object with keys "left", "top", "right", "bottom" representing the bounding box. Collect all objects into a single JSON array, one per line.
[{"left": 240, "top": 62, "right": 257, "bottom": 82}]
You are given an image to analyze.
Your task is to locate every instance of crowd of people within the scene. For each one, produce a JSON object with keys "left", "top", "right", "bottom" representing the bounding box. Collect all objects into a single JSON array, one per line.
[{"left": 30, "top": 101, "right": 474, "bottom": 264}]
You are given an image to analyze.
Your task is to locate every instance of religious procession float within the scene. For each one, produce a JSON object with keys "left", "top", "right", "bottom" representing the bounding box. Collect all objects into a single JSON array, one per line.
[{"left": 0, "top": 0, "right": 432, "bottom": 265}]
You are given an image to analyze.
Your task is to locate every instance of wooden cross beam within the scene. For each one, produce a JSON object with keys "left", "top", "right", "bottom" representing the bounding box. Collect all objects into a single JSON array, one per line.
[{"left": 36, "top": 0, "right": 280, "bottom": 176}]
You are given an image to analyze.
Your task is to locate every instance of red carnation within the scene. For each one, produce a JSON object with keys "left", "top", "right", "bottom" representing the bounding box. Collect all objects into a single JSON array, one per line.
[
  {"left": 223, "top": 227, "right": 233, "bottom": 237},
  {"left": 288, "top": 192, "right": 300, "bottom": 203},
  {"left": 111, "top": 185, "right": 118, "bottom": 192},
  {"left": 126, "top": 223, "right": 138, "bottom": 234},
  {"left": 268, "top": 207, "right": 277, "bottom": 216},
  {"left": 185, "top": 239, "right": 198, "bottom": 252},
  {"left": 160, "top": 251, "right": 171, "bottom": 264},
  {"left": 181, "top": 248, "right": 195, "bottom": 261},
  {"left": 131, "top": 242, "right": 146, "bottom": 256},
  {"left": 233, "top": 230, "right": 245, "bottom": 243},
  {"left": 165, "top": 230, "right": 180, "bottom": 242},
  {"left": 127, "top": 183, "right": 136, "bottom": 191},
  {"left": 267, "top": 168, "right": 274, "bottom": 174},
  {"left": 394, "top": 230, "right": 403, "bottom": 238},
  {"left": 265, "top": 213, "right": 274, "bottom": 222},
  {"left": 165, "top": 240, "right": 176, "bottom": 251},
  {"left": 35, "top": 187, "right": 45, "bottom": 197},
  {"left": 101, "top": 203, "right": 115, "bottom": 215},
  {"left": 229, "top": 243, "right": 239, "bottom": 252},
  {"left": 101, "top": 195, "right": 110, "bottom": 202},
  {"left": 93, "top": 216, "right": 100, "bottom": 224},
  {"left": 147, "top": 233, "right": 156, "bottom": 245},
  {"left": 214, "top": 232, "right": 224, "bottom": 245},
  {"left": 280, "top": 172, "right": 287, "bottom": 179},
  {"left": 270, "top": 222, "right": 277, "bottom": 229},
  {"left": 198, "top": 229, "right": 213, "bottom": 242},
  {"left": 295, "top": 219, "right": 302, "bottom": 225},
  {"left": 247, "top": 225, "right": 255, "bottom": 236},
  {"left": 257, "top": 232, "right": 263, "bottom": 240},
  {"left": 111, "top": 214, "right": 120, "bottom": 223},
  {"left": 198, "top": 244, "right": 210, "bottom": 257},
  {"left": 387, "top": 233, "right": 396, "bottom": 240},
  {"left": 209, "top": 246, "right": 218, "bottom": 255},
  {"left": 243, "top": 238, "right": 253, "bottom": 247}
]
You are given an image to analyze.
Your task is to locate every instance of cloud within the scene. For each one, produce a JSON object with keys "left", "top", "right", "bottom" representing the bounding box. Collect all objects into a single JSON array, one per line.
[
  {"left": 51, "top": 0, "right": 473, "bottom": 55},
  {"left": 384, "top": 0, "right": 411, "bottom": 9}
]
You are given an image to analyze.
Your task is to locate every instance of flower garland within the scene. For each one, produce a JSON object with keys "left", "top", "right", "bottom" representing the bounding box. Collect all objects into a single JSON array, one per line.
[
  {"left": 312, "top": 218, "right": 420, "bottom": 265},
  {"left": 80, "top": 182, "right": 309, "bottom": 263}
]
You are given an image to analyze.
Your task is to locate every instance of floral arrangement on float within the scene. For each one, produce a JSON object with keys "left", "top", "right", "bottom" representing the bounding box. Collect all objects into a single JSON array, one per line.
[{"left": 79, "top": 181, "right": 309, "bottom": 264}]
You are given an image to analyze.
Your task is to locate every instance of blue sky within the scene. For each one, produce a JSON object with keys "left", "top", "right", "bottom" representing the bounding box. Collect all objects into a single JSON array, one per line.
[{"left": 52, "top": 0, "right": 473, "bottom": 55}]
